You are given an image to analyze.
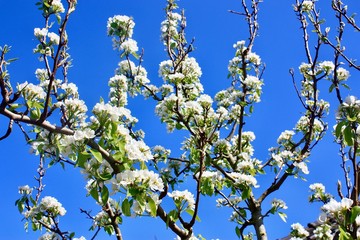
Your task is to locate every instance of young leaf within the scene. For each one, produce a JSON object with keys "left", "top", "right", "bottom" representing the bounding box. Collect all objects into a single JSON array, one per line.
[
  {"left": 122, "top": 198, "right": 131, "bottom": 216},
  {"left": 235, "top": 226, "right": 241, "bottom": 238},
  {"left": 186, "top": 209, "right": 201, "bottom": 222},
  {"left": 101, "top": 186, "right": 109, "bottom": 205},
  {"left": 147, "top": 196, "right": 157, "bottom": 217},
  {"left": 90, "top": 149, "right": 103, "bottom": 163},
  {"left": 278, "top": 212, "right": 287, "bottom": 222},
  {"left": 90, "top": 187, "right": 99, "bottom": 202},
  {"left": 338, "top": 226, "right": 353, "bottom": 240},
  {"left": 343, "top": 125, "right": 354, "bottom": 146},
  {"left": 350, "top": 206, "right": 360, "bottom": 224}
]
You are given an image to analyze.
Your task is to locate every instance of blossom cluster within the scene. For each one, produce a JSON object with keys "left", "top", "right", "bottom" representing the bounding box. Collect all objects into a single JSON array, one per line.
[
  {"left": 227, "top": 41, "right": 263, "bottom": 104},
  {"left": 301, "top": 0, "right": 314, "bottom": 12},
  {"left": 290, "top": 222, "right": 309, "bottom": 239},
  {"left": 113, "top": 169, "right": 164, "bottom": 193},
  {"left": 160, "top": 10, "right": 182, "bottom": 46},
  {"left": 22, "top": 196, "right": 66, "bottom": 232},
  {"left": 309, "top": 183, "right": 332, "bottom": 203},
  {"left": 107, "top": 15, "right": 135, "bottom": 40},
  {"left": 168, "top": 190, "right": 195, "bottom": 210}
]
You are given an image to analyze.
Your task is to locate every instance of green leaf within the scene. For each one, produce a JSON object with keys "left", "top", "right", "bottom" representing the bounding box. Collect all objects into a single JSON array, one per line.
[
  {"left": 147, "top": 196, "right": 157, "bottom": 217},
  {"left": 186, "top": 209, "right": 201, "bottom": 222},
  {"left": 89, "top": 187, "right": 99, "bottom": 202},
  {"left": 347, "top": 115, "right": 358, "bottom": 122},
  {"left": 350, "top": 206, "right": 360, "bottom": 223},
  {"left": 329, "top": 83, "right": 335, "bottom": 93},
  {"left": 168, "top": 209, "right": 178, "bottom": 223},
  {"left": 343, "top": 125, "right": 354, "bottom": 146},
  {"left": 335, "top": 121, "right": 346, "bottom": 138},
  {"left": 7, "top": 57, "right": 18, "bottom": 63},
  {"left": 77, "top": 151, "right": 91, "bottom": 168},
  {"left": 101, "top": 186, "right": 109, "bottom": 205},
  {"left": 175, "top": 122, "right": 183, "bottom": 130},
  {"left": 339, "top": 226, "right": 353, "bottom": 240},
  {"left": 341, "top": 83, "right": 351, "bottom": 90},
  {"left": 30, "top": 108, "right": 41, "bottom": 119},
  {"left": 241, "top": 187, "right": 251, "bottom": 200},
  {"left": 122, "top": 198, "right": 131, "bottom": 216},
  {"left": 278, "top": 212, "right": 287, "bottom": 222},
  {"left": 98, "top": 172, "right": 112, "bottom": 181},
  {"left": 89, "top": 148, "right": 103, "bottom": 163},
  {"left": 16, "top": 199, "right": 24, "bottom": 213},
  {"left": 235, "top": 226, "right": 241, "bottom": 238}
]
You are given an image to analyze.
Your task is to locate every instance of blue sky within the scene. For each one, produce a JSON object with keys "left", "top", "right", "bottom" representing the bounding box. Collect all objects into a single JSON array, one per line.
[{"left": 1, "top": 0, "right": 360, "bottom": 239}]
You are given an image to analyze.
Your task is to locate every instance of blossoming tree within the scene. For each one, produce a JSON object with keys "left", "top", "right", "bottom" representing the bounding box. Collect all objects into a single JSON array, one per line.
[{"left": 1, "top": 0, "right": 360, "bottom": 239}]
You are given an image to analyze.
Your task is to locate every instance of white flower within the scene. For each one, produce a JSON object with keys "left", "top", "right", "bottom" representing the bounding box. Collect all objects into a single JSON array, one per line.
[
  {"left": 336, "top": 67, "right": 350, "bottom": 81},
  {"left": 34, "top": 28, "right": 48, "bottom": 39},
  {"left": 322, "top": 198, "right": 353, "bottom": 213},
  {"left": 115, "top": 169, "right": 164, "bottom": 192},
  {"left": 228, "top": 172, "right": 259, "bottom": 188},
  {"left": 318, "top": 61, "right": 335, "bottom": 74},
  {"left": 301, "top": 0, "right": 314, "bottom": 12},
  {"left": 246, "top": 52, "right": 261, "bottom": 65},
  {"left": 73, "top": 129, "right": 95, "bottom": 141},
  {"left": 73, "top": 237, "right": 86, "bottom": 240},
  {"left": 233, "top": 40, "right": 246, "bottom": 49},
  {"left": 181, "top": 57, "right": 202, "bottom": 80},
  {"left": 272, "top": 198, "right": 288, "bottom": 210},
  {"left": 313, "top": 224, "right": 333, "bottom": 239},
  {"left": 343, "top": 95, "right": 360, "bottom": 107},
  {"left": 277, "top": 130, "right": 295, "bottom": 143},
  {"left": 120, "top": 39, "right": 138, "bottom": 53},
  {"left": 35, "top": 68, "right": 49, "bottom": 81},
  {"left": 38, "top": 196, "right": 66, "bottom": 216},
  {"left": 18, "top": 185, "right": 33, "bottom": 195},
  {"left": 17, "top": 82, "right": 47, "bottom": 100},
  {"left": 50, "top": 0, "right": 65, "bottom": 13},
  {"left": 294, "top": 162, "right": 309, "bottom": 175},
  {"left": 242, "top": 75, "right": 262, "bottom": 89},
  {"left": 309, "top": 183, "right": 325, "bottom": 193},
  {"left": 299, "top": 62, "right": 312, "bottom": 76},
  {"left": 291, "top": 222, "right": 310, "bottom": 237},
  {"left": 167, "top": 72, "right": 185, "bottom": 83},
  {"left": 47, "top": 32, "right": 60, "bottom": 45},
  {"left": 61, "top": 82, "right": 78, "bottom": 96},
  {"left": 168, "top": 190, "right": 195, "bottom": 210},
  {"left": 107, "top": 15, "right": 135, "bottom": 37},
  {"left": 39, "top": 233, "right": 60, "bottom": 240}
]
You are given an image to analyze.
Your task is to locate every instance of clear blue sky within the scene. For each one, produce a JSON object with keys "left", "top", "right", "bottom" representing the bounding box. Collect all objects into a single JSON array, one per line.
[{"left": 1, "top": 0, "right": 360, "bottom": 239}]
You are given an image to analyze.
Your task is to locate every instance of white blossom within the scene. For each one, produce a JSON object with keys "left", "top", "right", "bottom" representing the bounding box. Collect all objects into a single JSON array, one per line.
[
  {"left": 228, "top": 172, "right": 259, "bottom": 188},
  {"left": 277, "top": 130, "right": 295, "bottom": 143},
  {"left": 336, "top": 67, "right": 350, "bottom": 81},
  {"left": 272, "top": 198, "right": 288, "bottom": 210},
  {"left": 107, "top": 15, "right": 135, "bottom": 37},
  {"left": 114, "top": 169, "right": 164, "bottom": 192},
  {"left": 34, "top": 28, "right": 48, "bottom": 39},
  {"left": 318, "top": 61, "right": 335, "bottom": 74},
  {"left": 47, "top": 32, "right": 60, "bottom": 45},
  {"left": 294, "top": 162, "right": 309, "bottom": 175},
  {"left": 50, "top": 0, "right": 65, "bottom": 13},
  {"left": 301, "top": 0, "right": 314, "bottom": 12},
  {"left": 18, "top": 185, "right": 33, "bottom": 195},
  {"left": 168, "top": 190, "right": 195, "bottom": 210},
  {"left": 120, "top": 39, "right": 138, "bottom": 53},
  {"left": 322, "top": 198, "right": 353, "bottom": 213},
  {"left": 309, "top": 183, "right": 325, "bottom": 193},
  {"left": 291, "top": 222, "right": 310, "bottom": 237}
]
